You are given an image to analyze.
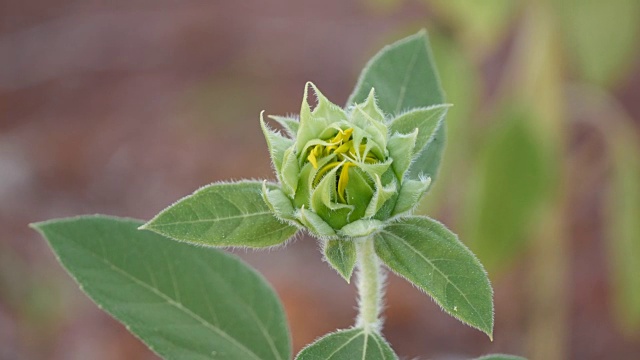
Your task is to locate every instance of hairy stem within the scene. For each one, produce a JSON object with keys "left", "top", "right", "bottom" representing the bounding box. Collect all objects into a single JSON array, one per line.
[{"left": 356, "top": 236, "right": 383, "bottom": 332}]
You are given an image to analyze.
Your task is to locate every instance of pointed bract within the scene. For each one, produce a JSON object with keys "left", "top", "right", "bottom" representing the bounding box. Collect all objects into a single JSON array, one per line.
[{"left": 324, "top": 239, "right": 357, "bottom": 282}]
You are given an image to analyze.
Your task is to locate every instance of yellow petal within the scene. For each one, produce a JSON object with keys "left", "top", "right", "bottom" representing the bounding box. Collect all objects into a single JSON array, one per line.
[
  {"left": 338, "top": 163, "right": 352, "bottom": 203},
  {"left": 307, "top": 151, "right": 318, "bottom": 168},
  {"left": 335, "top": 140, "right": 353, "bottom": 154},
  {"left": 313, "top": 161, "right": 341, "bottom": 186}
]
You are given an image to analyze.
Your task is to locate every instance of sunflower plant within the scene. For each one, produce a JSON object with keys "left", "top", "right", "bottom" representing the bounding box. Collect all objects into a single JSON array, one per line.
[{"left": 32, "top": 31, "right": 524, "bottom": 360}]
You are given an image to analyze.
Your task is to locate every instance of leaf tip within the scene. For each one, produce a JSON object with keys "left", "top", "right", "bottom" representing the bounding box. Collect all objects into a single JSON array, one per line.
[
  {"left": 137, "top": 222, "right": 151, "bottom": 231},
  {"left": 339, "top": 272, "right": 352, "bottom": 284},
  {"left": 29, "top": 220, "right": 52, "bottom": 234}
]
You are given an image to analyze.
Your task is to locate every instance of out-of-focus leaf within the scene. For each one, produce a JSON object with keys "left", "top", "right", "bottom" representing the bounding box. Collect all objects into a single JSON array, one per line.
[
  {"left": 554, "top": 0, "right": 640, "bottom": 86},
  {"left": 465, "top": 109, "right": 549, "bottom": 272},
  {"left": 597, "top": 95, "right": 640, "bottom": 331},
  {"left": 142, "top": 181, "right": 298, "bottom": 248},
  {"left": 32, "top": 216, "right": 291, "bottom": 360},
  {"left": 429, "top": 0, "right": 520, "bottom": 56},
  {"left": 295, "top": 328, "right": 397, "bottom": 360},
  {"left": 374, "top": 216, "right": 494, "bottom": 339}
]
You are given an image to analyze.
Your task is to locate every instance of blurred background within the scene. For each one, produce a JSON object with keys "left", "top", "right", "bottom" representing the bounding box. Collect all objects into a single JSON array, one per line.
[{"left": 1, "top": 0, "right": 639, "bottom": 359}]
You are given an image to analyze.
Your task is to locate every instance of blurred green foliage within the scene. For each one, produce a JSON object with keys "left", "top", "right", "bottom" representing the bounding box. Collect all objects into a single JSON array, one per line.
[
  {"left": 364, "top": 0, "right": 640, "bottom": 343},
  {"left": 465, "top": 108, "right": 549, "bottom": 271},
  {"left": 553, "top": 0, "right": 640, "bottom": 86}
]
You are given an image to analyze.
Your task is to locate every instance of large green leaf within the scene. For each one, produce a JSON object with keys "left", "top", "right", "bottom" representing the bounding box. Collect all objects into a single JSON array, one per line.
[
  {"left": 295, "top": 328, "right": 397, "bottom": 360},
  {"left": 374, "top": 216, "right": 494, "bottom": 338},
  {"left": 31, "top": 216, "right": 291, "bottom": 360},
  {"left": 465, "top": 109, "right": 549, "bottom": 272},
  {"left": 347, "top": 30, "right": 445, "bottom": 116},
  {"left": 142, "top": 181, "right": 298, "bottom": 248}
]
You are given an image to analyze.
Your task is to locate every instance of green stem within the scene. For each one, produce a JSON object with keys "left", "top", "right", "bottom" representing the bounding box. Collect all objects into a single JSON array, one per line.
[{"left": 356, "top": 236, "right": 383, "bottom": 332}]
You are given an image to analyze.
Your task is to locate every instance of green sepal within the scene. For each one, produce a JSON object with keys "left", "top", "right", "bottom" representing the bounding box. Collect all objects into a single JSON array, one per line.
[
  {"left": 296, "top": 206, "right": 336, "bottom": 239},
  {"left": 350, "top": 105, "right": 388, "bottom": 151},
  {"left": 364, "top": 175, "right": 396, "bottom": 218},
  {"left": 389, "top": 104, "right": 450, "bottom": 155},
  {"left": 260, "top": 112, "right": 294, "bottom": 178},
  {"left": 355, "top": 157, "right": 393, "bottom": 179},
  {"left": 280, "top": 146, "right": 300, "bottom": 197},
  {"left": 391, "top": 176, "right": 432, "bottom": 217},
  {"left": 297, "top": 82, "right": 347, "bottom": 153},
  {"left": 344, "top": 167, "right": 375, "bottom": 221},
  {"left": 268, "top": 114, "right": 299, "bottom": 138},
  {"left": 293, "top": 162, "right": 313, "bottom": 209},
  {"left": 387, "top": 129, "right": 419, "bottom": 181},
  {"left": 360, "top": 88, "right": 386, "bottom": 123},
  {"left": 310, "top": 163, "right": 354, "bottom": 231},
  {"left": 389, "top": 104, "right": 450, "bottom": 181},
  {"left": 407, "top": 120, "right": 446, "bottom": 182},
  {"left": 324, "top": 239, "right": 357, "bottom": 282},
  {"left": 337, "top": 219, "right": 383, "bottom": 238},
  {"left": 261, "top": 181, "right": 300, "bottom": 225}
]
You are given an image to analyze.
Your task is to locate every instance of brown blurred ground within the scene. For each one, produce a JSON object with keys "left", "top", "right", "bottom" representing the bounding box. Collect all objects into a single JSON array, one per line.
[{"left": 1, "top": 1, "right": 640, "bottom": 360}]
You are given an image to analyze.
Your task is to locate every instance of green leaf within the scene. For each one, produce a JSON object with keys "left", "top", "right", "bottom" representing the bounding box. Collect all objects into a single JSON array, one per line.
[
  {"left": 465, "top": 110, "right": 549, "bottom": 272},
  {"left": 31, "top": 216, "right": 291, "bottom": 360},
  {"left": 324, "top": 240, "right": 357, "bottom": 282},
  {"left": 374, "top": 216, "right": 494, "bottom": 338},
  {"left": 475, "top": 355, "right": 527, "bottom": 360},
  {"left": 347, "top": 30, "right": 446, "bottom": 116},
  {"left": 296, "top": 328, "right": 397, "bottom": 360},
  {"left": 268, "top": 115, "right": 299, "bottom": 139},
  {"left": 389, "top": 104, "right": 451, "bottom": 181},
  {"left": 142, "top": 181, "right": 298, "bottom": 248}
]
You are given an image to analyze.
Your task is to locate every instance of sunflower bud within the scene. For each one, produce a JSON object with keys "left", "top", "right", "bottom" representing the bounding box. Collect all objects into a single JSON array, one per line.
[{"left": 261, "top": 82, "right": 431, "bottom": 239}]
